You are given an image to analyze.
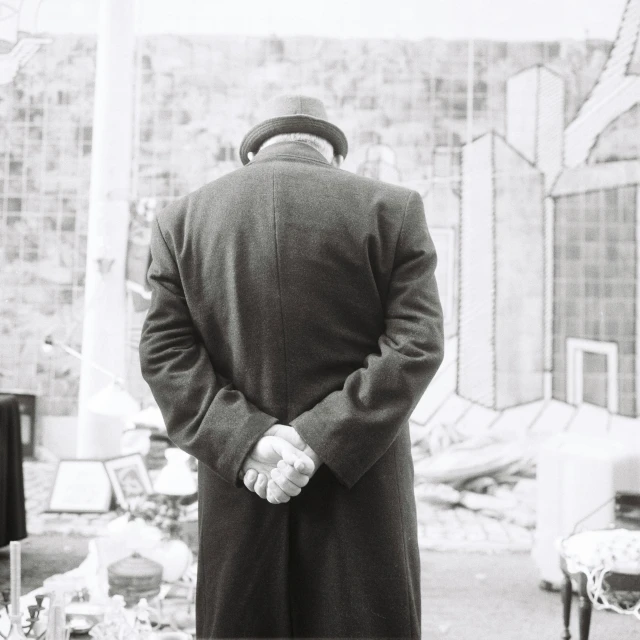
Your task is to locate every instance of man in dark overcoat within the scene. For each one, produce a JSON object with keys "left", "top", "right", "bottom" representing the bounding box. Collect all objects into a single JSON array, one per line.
[{"left": 139, "top": 95, "right": 444, "bottom": 639}]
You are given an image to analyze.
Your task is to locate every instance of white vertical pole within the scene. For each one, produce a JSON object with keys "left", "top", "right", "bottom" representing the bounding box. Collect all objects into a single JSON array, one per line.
[
  {"left": 466, "top": 38, "right": 475, "bottom": 145},
  {"left": 77, "top": 0, "right": 135, "bottom": 457}
]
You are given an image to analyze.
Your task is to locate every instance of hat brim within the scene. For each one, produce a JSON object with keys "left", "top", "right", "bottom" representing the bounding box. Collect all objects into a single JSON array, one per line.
[{"left": 239, "top": 115, "right": 348, "bottom": 165}]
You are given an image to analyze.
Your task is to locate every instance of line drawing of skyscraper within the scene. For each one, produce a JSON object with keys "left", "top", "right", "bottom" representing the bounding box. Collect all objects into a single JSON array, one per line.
[
  {"left": 458, "top": 131, "right": 545, "bottom": 410},
  {"left": 456, "top": 0, "right": 640, "bottom": 425}
]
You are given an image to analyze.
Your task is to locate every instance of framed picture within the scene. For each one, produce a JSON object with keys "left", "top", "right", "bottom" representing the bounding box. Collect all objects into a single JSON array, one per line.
[
  {"left": 104, "top": 453, "right": 154, "bottom": 509},
  {"left": 48, "top": 460, "right": 113, "bottom": 513}
]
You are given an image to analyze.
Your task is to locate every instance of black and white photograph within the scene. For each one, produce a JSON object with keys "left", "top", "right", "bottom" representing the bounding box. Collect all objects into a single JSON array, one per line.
[{"left": 1, "top": 0, "right": 640, "bottom": 638}]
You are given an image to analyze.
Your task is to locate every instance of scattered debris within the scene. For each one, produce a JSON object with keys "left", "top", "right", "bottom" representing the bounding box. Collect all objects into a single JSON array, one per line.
[
  {"left": 414, "top": 483, "right": 460, "bottom": 506},
  {"left": 412, "top": 425, "right": 538, "bottom": 529},
  {"left": 411, "top": 421, "right": 468, "bottom": 457},
  {"left": 413, "top": 434, "right": 535, "bottom": 486}
]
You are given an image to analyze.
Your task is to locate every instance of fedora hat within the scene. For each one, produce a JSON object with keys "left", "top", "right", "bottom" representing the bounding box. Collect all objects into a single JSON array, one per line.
[{"left": 239, "top": 95, "right": 348, "bottom": 165}]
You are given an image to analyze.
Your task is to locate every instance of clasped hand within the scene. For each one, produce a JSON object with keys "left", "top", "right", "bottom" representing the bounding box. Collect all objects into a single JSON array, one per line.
[{"left": 240, "top": 425, "right": 320, "bottom": 505}]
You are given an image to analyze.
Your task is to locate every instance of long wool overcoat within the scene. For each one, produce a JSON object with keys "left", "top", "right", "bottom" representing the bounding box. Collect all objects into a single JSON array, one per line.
[{"left": 139, "top": 140, "right": 444, "bottom": 639}]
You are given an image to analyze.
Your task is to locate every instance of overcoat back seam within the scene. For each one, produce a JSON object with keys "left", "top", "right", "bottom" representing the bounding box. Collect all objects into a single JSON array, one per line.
[{"left": 271, "top": 166, "right": 291, "bottom": 420}]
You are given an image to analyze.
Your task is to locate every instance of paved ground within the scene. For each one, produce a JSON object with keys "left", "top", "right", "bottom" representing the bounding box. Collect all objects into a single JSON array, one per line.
[
  {"left": 418, "top": 498, "right": 533, "bottom": 553},
  {"left": 420, "top": 551, "right": 639, "bottom": 640},
  {"left": 24, "top": 460, "right": 533, "bottom": 552}
]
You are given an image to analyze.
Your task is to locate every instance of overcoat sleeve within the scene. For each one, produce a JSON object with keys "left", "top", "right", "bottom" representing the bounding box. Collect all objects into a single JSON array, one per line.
[
  {"left": 292, "top": 191, "right": 444, "bottom": 489},
  {"left": 139, "top": 215, "right": 279, "bottom": 487}
]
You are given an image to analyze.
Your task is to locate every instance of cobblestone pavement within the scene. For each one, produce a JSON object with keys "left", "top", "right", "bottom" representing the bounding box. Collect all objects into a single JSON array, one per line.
[
  {"left": 417, "top": 501, "right": 533, "bottom": 553},
  {"left": 24, "top": 460, "right": 533, "bottom": 552}
]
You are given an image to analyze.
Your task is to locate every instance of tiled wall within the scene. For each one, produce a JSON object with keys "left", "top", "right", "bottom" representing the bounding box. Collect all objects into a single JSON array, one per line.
[
  {"left": 0, "top": 34, "right": 611, "bottom": 415},
  {"left": 0, "top": 38, "right": 95, "bottom": 415},
  {"left": 552, "top": 187, "right": 637, "bottom": 416}
]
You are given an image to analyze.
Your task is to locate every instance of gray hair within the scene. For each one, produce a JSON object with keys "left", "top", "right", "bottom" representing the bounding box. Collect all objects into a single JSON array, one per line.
[{"left": 260, "top": 133, "right": 334, "bottom": 162}]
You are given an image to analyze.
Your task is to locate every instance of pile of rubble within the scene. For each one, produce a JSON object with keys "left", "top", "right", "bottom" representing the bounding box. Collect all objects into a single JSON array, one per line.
[{"left": 411, "top": 422, "right": 537, "bottom": 529}]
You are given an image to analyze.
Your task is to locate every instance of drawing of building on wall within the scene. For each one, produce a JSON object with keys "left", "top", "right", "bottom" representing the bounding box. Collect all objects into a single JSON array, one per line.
[
  {"left": 413, "top": 0, "right": 640, "bottom": 436},
  {"left": 0, "top": 0, "right": 50, "bottom": 85},
  {"left": 0, "top": 1, "right": 629, "bottom": 420}
]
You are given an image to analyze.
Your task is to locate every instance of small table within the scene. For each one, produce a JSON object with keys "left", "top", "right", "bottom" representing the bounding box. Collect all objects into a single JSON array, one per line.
[
  {"left": 559, "top": 529, "right": 640, "bottom": 640},
  {"left": 0, "top": 394, "right": 27, "bottom": 547}
]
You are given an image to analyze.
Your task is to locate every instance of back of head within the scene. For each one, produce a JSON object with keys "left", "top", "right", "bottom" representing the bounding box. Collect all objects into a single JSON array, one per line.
[{"left": 259, "top": 132, "right": 334, "bottom": 163}]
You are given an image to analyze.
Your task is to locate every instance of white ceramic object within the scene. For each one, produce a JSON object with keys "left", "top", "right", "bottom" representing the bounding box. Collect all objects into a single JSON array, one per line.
[
  {"left": 154, "top": 449, "right": 197, "bottom": 497},
  {"left": 121, "top": 428, "right": 152, "bottom": 456},
  {"left": 143, "top": 539, "right": 193, "bottom": 583}
]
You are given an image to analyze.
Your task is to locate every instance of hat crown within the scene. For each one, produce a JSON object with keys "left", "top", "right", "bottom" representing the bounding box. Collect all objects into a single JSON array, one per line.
[
  {"left": 239, "top": 93, "right": 348, "bottom": 165},
  {"left": 260, "top": 95, "right": 328, "bottom": 122}
]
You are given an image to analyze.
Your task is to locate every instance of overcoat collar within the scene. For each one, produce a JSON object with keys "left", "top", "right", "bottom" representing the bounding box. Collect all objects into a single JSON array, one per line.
[{"left": 249, "top": 141, "right": 331, "bottom": 167}]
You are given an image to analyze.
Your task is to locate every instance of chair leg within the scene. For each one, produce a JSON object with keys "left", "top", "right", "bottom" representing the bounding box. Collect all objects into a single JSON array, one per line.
[
  {"left": 577, "top": 574, "right": 592, "bottom": 640},
  {"left": 561, "top": 571, "right": 572, "bottom": 640}
]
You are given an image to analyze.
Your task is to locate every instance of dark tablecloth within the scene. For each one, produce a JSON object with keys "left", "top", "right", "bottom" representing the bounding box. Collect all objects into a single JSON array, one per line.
[{"left": 0, "top": 394, "right": 27, "bottom": 547}]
